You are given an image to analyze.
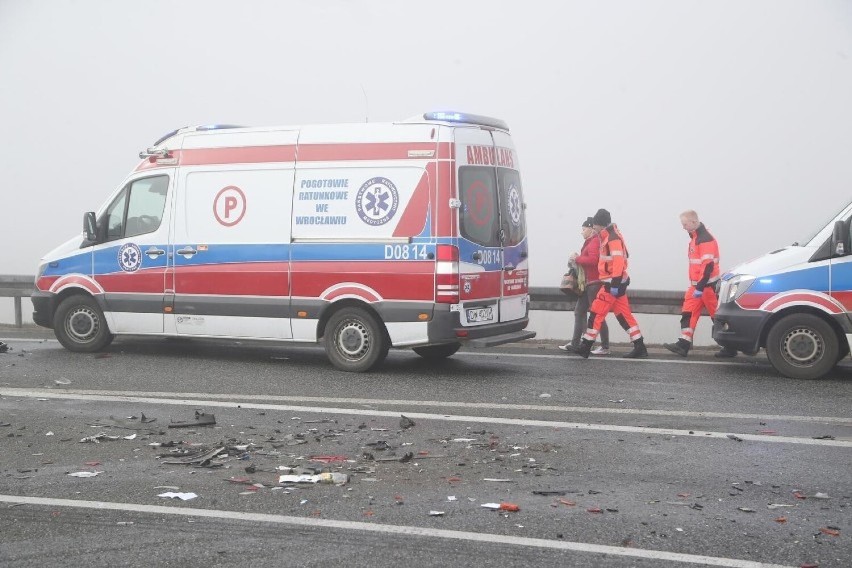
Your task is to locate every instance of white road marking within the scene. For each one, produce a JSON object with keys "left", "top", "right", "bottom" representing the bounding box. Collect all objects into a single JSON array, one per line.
[
  {"left": 1, "top": 389, "right": 850, "bottom": 448},
  {"left": 2, "top": 387, "right": 849, "bottom": 425},
  {"left": 0, "top": 495, "right": 794, "bottom": 568}
]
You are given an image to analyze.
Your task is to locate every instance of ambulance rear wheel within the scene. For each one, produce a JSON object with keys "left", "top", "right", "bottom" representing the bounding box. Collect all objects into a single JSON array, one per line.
[
  {"left": 766, "top": 313, "right": 838, "bottom": 380},
  {"left": 324, "top": 307, "right": 389, "bottom": 372},
  {"left": 53, "top": 294, "right": 114, "bottom": 353},
  {"left": 413, "top": 343, "right": 461, "bottom": 360}
]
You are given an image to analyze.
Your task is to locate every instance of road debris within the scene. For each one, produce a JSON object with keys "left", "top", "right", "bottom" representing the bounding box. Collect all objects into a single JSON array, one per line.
[
  {"left": 157, "top": 492, "right": 198, "bottom": 500},
  {"left": 68, "top": 471, "right": 102, "bottom": 478},
  {"left": 54, "top": 378, "right": 72, "bottom": 385},
  {"left": 726, "top": 434, "right": 744, "bottom": 442},
  {"left": 737, "top": 507, "right": 756, "bottom": 513},
  {"left": 80, "top": 433, "right": 121, "bottom": 443},
  {"left": 168, "top": 411, "right": 216, "bottom": 428},
  {"left": 279, "top": 473, "right": 348, "bottom": 485},
  {"left": 768, "top": 504, "right": 795, "bottom": 509},
  {"left": 812, "top": 492, "right": 830, "bottom": 499},
  {"left": 481, "top": 503, "right": 520, "bottom": 512},
  {"left": 160, "top": 447, "right": 225, "bottom": 466},
  {"left": 483, "top": 478, "right": 513, "bottom": 483},
  {"left": 399, "top": 415, "right": 416, "bottom": 429},
  {"left": 819, "top": 527, "right": 840, "bottom": 537},
  {"left": 429, "top": 511, "right": 445, "bottom": 516},
  {"left": 608, "top": 399, "right": 625, "bottom": 403},
  {"left": 0, "top": 341, "right": 8, "bottom": 354}
]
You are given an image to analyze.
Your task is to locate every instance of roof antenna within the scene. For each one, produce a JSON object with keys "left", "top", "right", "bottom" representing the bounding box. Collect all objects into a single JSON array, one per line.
[{"left": 360, "top": 83, "right": 369, "bottom": 123}]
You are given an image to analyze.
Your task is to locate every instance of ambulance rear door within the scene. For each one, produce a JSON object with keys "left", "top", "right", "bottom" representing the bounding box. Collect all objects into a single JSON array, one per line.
[{"left": 454, "top": 128, "right": 527, "bottom": 327}]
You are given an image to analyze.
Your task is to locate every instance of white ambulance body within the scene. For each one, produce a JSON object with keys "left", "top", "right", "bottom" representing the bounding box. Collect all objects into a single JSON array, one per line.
[{"left": 32, "top": 112, "right": 535, "bottom": 371}]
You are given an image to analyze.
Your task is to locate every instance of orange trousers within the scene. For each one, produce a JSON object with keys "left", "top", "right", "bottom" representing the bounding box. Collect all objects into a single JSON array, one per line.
[
  {"left": 679, "top": 285, "right": 718, "bottom": 343},
  {"left": 582, "top": 288, "right": 642, "bottom": 343}
]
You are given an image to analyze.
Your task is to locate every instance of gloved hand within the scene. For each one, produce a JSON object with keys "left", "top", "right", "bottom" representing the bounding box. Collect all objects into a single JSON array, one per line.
[
  {"left": 609, "top": 287, "right": 620, "bottom": 296},
  {"left": 693, "top": 289, "right": 703, "bottom": 298}
]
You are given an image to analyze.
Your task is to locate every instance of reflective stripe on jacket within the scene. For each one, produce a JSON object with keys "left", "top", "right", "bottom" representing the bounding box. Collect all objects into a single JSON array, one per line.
[{"left": 688, "top": 222, "right": 720, "bottom": 288}]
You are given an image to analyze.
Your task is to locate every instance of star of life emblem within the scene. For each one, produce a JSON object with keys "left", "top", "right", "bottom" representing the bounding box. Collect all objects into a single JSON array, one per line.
[
  {"left": 118, "top": 243, "right": 142, "bottom": 272},
  {"left": 355, "top": 177, "right": 399, "bottom": 226},
  {"left": 506, "top": 184, "right": 522, "bottom": 226}
]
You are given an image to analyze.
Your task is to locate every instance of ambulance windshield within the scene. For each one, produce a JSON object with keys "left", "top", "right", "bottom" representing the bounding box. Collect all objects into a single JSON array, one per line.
[{"left": 458, "top": 166, "right": 526, "bottom": 248}]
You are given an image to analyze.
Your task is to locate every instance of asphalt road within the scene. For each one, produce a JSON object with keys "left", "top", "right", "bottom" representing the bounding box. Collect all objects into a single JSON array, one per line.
[{"left": 0, "top": 331, "right": 850, "bottom": 568}]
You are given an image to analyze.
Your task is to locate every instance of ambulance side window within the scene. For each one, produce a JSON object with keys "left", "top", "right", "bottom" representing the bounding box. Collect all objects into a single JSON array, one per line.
[
  {"left": 459, "top": 166, "right": 500, "bottom": 247},
  {"left": 100, "top": 175, "right": 169, "bottom": 242},
  {"left": 125, "top": 176, "right": 169, "bottom": 238},
  {"left": 104, "top": 189, "right": 128, "bottom": 241}
]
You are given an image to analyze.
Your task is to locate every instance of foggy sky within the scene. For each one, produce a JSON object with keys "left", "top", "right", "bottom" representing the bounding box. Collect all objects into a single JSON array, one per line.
[{"left": 1, "top": 0, "right": 851, "bottom": 297}]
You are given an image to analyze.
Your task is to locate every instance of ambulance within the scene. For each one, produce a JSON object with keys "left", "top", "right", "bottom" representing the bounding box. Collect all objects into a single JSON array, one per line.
[
  {"left": 31, "top": 112, "right": 535, "bottom": 371},
  {"left": 713, "top": 199, "right": 852, "bottom": 380}
]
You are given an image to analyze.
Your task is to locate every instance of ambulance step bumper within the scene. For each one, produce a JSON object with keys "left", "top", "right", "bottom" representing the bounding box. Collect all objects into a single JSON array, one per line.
[{"left": 467, "top": 330, "right": 537, "bottom": 348}]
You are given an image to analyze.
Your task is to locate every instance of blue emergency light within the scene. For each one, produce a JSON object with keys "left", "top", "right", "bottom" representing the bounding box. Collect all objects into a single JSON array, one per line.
[{"left": 423, "top": 111, "right": 509, "bottom": 131}]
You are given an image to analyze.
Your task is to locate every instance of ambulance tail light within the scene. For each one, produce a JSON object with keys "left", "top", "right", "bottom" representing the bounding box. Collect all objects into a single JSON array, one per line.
[{"left": 436, "top": 244, "right": 459, "bottom": 304}]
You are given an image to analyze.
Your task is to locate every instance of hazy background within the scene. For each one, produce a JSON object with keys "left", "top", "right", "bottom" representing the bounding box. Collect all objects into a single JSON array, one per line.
[{"left": 1, "top": 0, "right": 851, "bottom": 345}]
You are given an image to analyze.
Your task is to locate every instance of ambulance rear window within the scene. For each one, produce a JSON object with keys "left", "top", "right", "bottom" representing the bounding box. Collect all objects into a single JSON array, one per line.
[{"left": 459, "top": 166, "right": 500, "bottom": 247}]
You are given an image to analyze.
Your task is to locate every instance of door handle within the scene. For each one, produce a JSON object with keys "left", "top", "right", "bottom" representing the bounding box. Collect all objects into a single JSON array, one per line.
[
  {"left": 145, "top": 247, "right": 165, "bottom": 258},
  {"left": 176, "top": 247, "right": 197, "bottom": 257}
]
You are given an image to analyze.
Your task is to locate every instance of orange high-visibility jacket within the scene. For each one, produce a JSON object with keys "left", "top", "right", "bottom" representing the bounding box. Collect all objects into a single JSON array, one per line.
[
  {"left": 598, "top": 224, "right": 629, "bottom": 288},
  {"left": 688, "top": 223, "right": 720, "bottom": 288}
]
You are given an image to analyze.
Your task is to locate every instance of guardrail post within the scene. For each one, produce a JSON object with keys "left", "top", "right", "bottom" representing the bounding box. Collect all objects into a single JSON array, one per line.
[{"left": 14, "top": 296, "right": 22, "bottom": 328}]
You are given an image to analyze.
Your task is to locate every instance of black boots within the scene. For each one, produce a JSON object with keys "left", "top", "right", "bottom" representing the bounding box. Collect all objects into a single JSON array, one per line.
[
  {"left": 663, "top": 339, "right": 690, "bottom": 357},
  {"left": 623, "top": 338, "right": 648, "bottom": 359},
  {"left": 569, "top": 339, "right": 593, "bottom": 359},
  {"left": 715, "top": 346, "right": 737, "bottom": 358}
]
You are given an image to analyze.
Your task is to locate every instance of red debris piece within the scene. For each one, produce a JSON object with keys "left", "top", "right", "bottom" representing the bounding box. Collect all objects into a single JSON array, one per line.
[
  {"left": 559, "top": 499, "right": 577, "bottom": 507},
  {"left": 800, "top": 564, "right": 819, "bottom": 568},
  {"left": 417, "top": 451, "right": 429, "bottom": 456},
  {"left": 793, "top": 491, "right": 807, "bottom": 500},
  {"left": 587, "top": 507, "right": 603, "bottom": 514},
  {"left": 759, "top": 430, "right": 777, "bottom": 435},
  {"left": 309, "top": 455, "right": 348, "bottom": 463},
  {"left": 447, "top": 476, "right": 462, "bottom": 484},
  {"left": 819, "top": 528, "right": 840, "bottom": 537},
  {"left": 227, "top": 477, "right": 252, "bottom": 485},
  {"left": 84, "top": 461, "right": 101, "bottom": 467},
  {"left": 311, "top": 510, "right": 321, "bottom": 517},
  {"left": 775, "top": 517, "right": 787, "bottom": 523},
  {"left": 363, "top": 510, "right": 374, "bottom": 517},
  {"left": 499, "top": 503, "right": 520, "bottom": 512},
  {"left": 677, "top": 493, "right": 691, "bottom": 498},
  {"left": 95, "top": 353, "right": 111, "bottom": 359}
]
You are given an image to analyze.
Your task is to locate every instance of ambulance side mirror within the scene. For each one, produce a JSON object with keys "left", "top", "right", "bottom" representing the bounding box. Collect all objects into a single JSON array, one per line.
[
  {"left": 83, "top": 212, "right": 98, "bottom": 243},
  {"left": 830, "top": 219, "right": 851, "bottom": 256}
]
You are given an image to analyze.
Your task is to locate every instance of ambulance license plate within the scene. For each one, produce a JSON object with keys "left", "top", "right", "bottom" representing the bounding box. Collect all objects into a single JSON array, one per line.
[{"left": 466, "top": 306, "right": 494, "bottom": 323}]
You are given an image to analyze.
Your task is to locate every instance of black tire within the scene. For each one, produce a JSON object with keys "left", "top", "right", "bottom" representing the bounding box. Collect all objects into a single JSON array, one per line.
[
  {"left": 53, "top": 294, "right": 114, "bottom": 353},
  {"left": 323, "top": 307, "right": 389, "bottom": 372},
  {"left": 765, "top": 313, "right": 839, "bottom": 380},
  {"left": 413, "top": 343, "right": 461, "bottom": 360}
]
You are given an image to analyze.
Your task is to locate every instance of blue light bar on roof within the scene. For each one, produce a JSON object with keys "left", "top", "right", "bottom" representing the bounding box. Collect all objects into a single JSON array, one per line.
[
  {"left": 423, "top": 111, "right": 509, "bottom": 131},
  {"left": 195, "top": 124, "right": 245, "bottom": 131}
]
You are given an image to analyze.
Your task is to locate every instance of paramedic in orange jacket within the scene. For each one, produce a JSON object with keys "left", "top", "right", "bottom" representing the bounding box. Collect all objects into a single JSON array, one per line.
[
  {"left": 569, "top": 208, "right": 648, "bottom": 359},
  {"left": 663, "top": 210, "right": 730, "bottom": 357}
]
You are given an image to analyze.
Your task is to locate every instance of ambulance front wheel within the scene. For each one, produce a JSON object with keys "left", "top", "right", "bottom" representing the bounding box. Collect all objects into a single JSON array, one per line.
[
  {"left": 324, "top": 307, "right": 389, "bottom": 372},
  {"left": 765, "top": 313, "right": 839, "bottom": 380},
  {"left": 53, "top": 294, "right": 114, "bottom": 353},
  {"left": 413, "top": 343, "right": 461, "bottom": 360}
]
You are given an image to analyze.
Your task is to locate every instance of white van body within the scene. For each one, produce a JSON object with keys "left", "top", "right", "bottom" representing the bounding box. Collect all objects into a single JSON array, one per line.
[
  {"left": 33, "top": 112, "right": 535, "bottom": 371},
  {"left": 713, "top": 199, "right": 852, "bottom": 379}
]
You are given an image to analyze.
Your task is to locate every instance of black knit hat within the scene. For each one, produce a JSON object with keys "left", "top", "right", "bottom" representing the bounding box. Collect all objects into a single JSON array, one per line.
[
  {"left": 592, "top": 208, "right": 611, "bottom": 227},
  {"left": 582, "top": 217, "right": 594, "bottom": 228}
]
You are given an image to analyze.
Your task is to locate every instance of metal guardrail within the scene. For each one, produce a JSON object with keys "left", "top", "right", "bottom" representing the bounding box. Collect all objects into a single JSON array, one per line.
[
  {"left": 2, "top": 275, "right": 690, "bottom": 329},
  {"left": 0, "top": 275, "right": 35, "bottom": 328}
]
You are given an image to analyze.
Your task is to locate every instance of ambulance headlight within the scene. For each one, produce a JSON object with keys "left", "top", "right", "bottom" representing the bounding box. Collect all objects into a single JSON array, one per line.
[{"left": 722, "top": 275, "right": 755, "bottom": 303}]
